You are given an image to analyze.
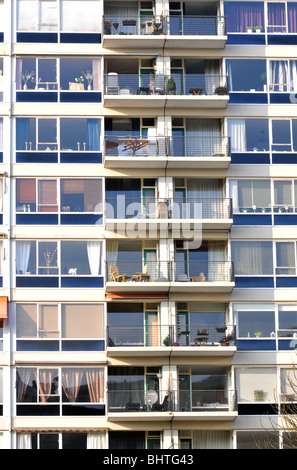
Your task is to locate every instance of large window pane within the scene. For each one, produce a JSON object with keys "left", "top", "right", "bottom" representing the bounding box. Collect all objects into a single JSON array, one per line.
[
  {"left": 16, "top": 304, "right": 38, "bottom": 338},
  {"left": 279, "top": 305, "right": 297, "bottom": 331},
  {"left": 61, "top": 0, "right": 100, "bottom": 31},
  {"left": 60, "top": 118, "right": 100, "bottom": 151},
  {"left": 272, "top": 120, "right": 291, "bottom": 151},
  {"left": 233, "top": 303, "right": 275, "bottom": 338},
  {"left": 226, "top": 60, "right": 266, "bottom": 92},
  {"left": 276, "top": 242, "right": 296, "bottom": 274},
  {"left": 61, "top": 304, "right": 104, "bottom": 338},
  {"left": 38, "top": 241, "right": 58, "bottom": 275},
  {"left": 61, "top": 241, "right": 102, "bottom": 275},
  {"left": 235, "top": 367, "right": 277, "bottom": 402},
  {"left": 60, "top": 58, "right": 101, "bottom": 91},
  {"left": 274, "top": 180, "right": 292, "bottom": 207},
  {"left": 224, "top": 2, "right": 265, "bottom": 33},
  {"left": 232, "top": 241, "right": 273, "bottom": 275},
  {"left": 60, "top": 179, "right": 102, "bottom": 213}
]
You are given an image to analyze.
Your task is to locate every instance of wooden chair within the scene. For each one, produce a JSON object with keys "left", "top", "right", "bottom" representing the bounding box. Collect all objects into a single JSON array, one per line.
[
  {"left": 109, "top": 265, "right": 131, "bottom": 282},
  {"left": 132, "top": 264, "right": 151, "bottom": 282}
]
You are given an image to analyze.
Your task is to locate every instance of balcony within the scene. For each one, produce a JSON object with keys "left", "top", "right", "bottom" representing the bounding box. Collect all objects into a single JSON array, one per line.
[
  {"left": 102, "top": 15, "right": 227, "bottom": 49},
  {"left": 105, "top": 196, "right": 233, "bottom": 231},
  {"left": 105, "top": 260, "right": 234, "bottom": 294},
  {"left": 103, "top": 74, "right": 229, "bottom": 108},
  {"left": 107, "top": 324, "right": 236, "bottom": 357},
  {"left": 107, "top": 389, "right": 237, "bottom": 420},
  {"left": 104, "top": 135, "right": 231, "bottom": 169}
]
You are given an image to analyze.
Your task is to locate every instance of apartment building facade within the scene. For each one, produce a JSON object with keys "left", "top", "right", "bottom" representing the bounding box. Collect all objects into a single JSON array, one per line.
[{"left": 0, "top": 0, "right": 295, "bottom": 449}]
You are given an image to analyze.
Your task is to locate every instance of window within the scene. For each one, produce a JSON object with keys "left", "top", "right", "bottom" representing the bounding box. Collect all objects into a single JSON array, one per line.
[
  {"left": 17, "top": 432, "right": 106, "bottom": 449},
  {"left": 0, "top": 58, "right": 3, "bottom": 102},
  {"left": 224, "top": 2, "right": 265, "bottom": 33},
  {"left": 230, "top": 179, "right": 271, "bottom": 212},
  {"left": 60, "top": 0, "right": 101, "bottom": 32},
  {"left": 16, "top": 303, "right": 105, "bottom": 351},
  {"left": 271, "top": 120, "right": 297, "bottom": 151},
  {"left": 226, "top": 59, "right": 266, "bottom": 92},
  {"left": 235, "top": 367, "right": 277, "bottom": 403},
  {"left": 17, "top": 0, "right": 101, "bottom": 32},
  {"left": 16, "top": 366, "right": 105, "bottom": 416},
  {"left": 16, "top": 118, "right": 101, "bottom": 155},
  {"left": 15, "top": 240, "right": 103, "bottom": 280},
  {"left": 16, "top": 178, "right": 103, "bottom": 215},
  {"left": 273, "top": 180, "right": 297, "bottom": 211},
  {"left": 269, "top": 60, "right": 297, "bottom": 92},
  {"left": 17, "top": 0, "right": 58, "bottom": 32},
  {"left": 275, "top": 242, "right": 296, "bottom": 275},
  {"left": 233, "top": 303, "right": 275, "bottom": 338},
  {"left": 278, "top": 305, "right": 297, "bottom": 341},
  {"left": 267, "top": 2, "right": 297, "bottom": 34},
  {"left": 227, "top": 118, "right": 269, "bottom": 152},
  {"left": 231, "top": 241, "right": 273, "bottom": 275},
  {"left": 236, "top": 431, "right": 277, "bottom": 449}
]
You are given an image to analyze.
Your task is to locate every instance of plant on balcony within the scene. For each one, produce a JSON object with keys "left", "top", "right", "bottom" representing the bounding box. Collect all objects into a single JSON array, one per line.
[
  {"left": 75, "top": 76, "right": 84, "bottom": 84},
  {"left": 22, "top": 70, "right": 35, "bottom": 89},
  {"left": 167, "top": 76, "right": 176, "bottom": 95},
  {"left": 246, "top": 26, "right": 254, "bottom": 33},
  {"left": 104, "top": 20, "right": 112, "bottom": 33},
  {"left": 219, "top": 333, "right": 234, "bottom": 346},
  {"left": 255, "top": 26, "right": 263, "bottom": 33}
]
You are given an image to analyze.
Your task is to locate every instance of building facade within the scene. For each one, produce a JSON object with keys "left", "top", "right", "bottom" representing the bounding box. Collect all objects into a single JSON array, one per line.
[{"left": 0, "top": 0, "right": 295, "bottom": 449}]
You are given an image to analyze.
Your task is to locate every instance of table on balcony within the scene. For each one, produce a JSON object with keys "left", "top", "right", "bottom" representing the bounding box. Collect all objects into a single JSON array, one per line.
[
  {"left": 118, "top": 137, "right": 149, "bottom": 155},
  {"left": 189, "top": 88, "right": 203, "bottom": 95}
]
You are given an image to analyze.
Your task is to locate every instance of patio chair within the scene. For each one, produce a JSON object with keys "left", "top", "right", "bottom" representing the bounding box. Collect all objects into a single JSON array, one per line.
[
  {"left": 109, "top": 265, "right": 131, "bottom": 282},
  {"left": 106, "top": 72, "right": 119, "bottom": 94},
  {"left": 132, "top": 264, "right": 151, "bottom": 282}
]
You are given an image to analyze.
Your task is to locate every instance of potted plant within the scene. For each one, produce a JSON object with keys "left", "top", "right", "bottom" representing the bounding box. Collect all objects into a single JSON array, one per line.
[
  {"left": 104, "top": 20, "right": 112, "bottom": 34},
  {"left": 246, "top": 26, "right": 253, "bottom": 33},
  {"left": 254, "top": 331, "right": 262, "bottom": 338},
  {"left": 255, "top": 26, "right": 263, "bottom": 33},
  {"left": 167, "top": 76, "right": 176, "bottom": 94},
  {"left": 163, "top": 334, "right": 171, "bottom": 346}
]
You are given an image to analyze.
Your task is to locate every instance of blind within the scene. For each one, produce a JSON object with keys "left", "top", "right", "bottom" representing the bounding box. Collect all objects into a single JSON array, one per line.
[{"left": 17, "top": 179, "right": 36, "bottom": 203}]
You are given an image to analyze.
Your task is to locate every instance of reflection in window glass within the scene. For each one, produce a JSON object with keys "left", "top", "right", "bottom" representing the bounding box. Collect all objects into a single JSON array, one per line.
[
  {"left": 60, "top": 179, "right": 102, "bottom": 213},
  {"left": 236, "top": 431, "right": 277, "bottom": 449},
  {"left": 226, "top": 59, "right": 266, "bottom": 91}
]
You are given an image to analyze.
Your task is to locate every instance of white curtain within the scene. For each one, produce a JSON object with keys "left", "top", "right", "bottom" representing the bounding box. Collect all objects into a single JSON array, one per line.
[
  {"left": 92, "top": 59, "right": 101, "bottom": 91},
  {"left": 186, "top": 118, "right": 221, "bottom": 157},
  {"left": 106, "top": 240, "right": 119, "bottom": 264},
  {"left": 229, "top": 180, "right": 239, "bottom": 213},
  {"left": 145, "top": 250, "right": 157, "bottom": 280},
  {"left": 290, "top": 60, "right": 297, "bottom": 92},
  {"left": 17, "top": 434, "right": 32, "bottom": 449},
  {"left": 208, "top": 241, "right": 226, "bottom": 281},
  {"left": 270, "top": 60, "right": 288, "bottom": 91},
  {"left": 205, "top": 60, "right": 220, "bottom": 94},
  {"left": 193, "top": 431, "right": 231, "bottom": 449},
  {"left": 227, "top": 119, "right": 246, "bottom": 152},
  {"left": 16, "top": 241, "right": 32, "bottom": 274},
  {"left": 87, "top": 241, "right": 102, "bottom": 275},
  {"left": 187, "top": 178, "right": 223, "bottom": 219},
  {"left": 87, "top": 432, "right": 107, "bottom": 449}
]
